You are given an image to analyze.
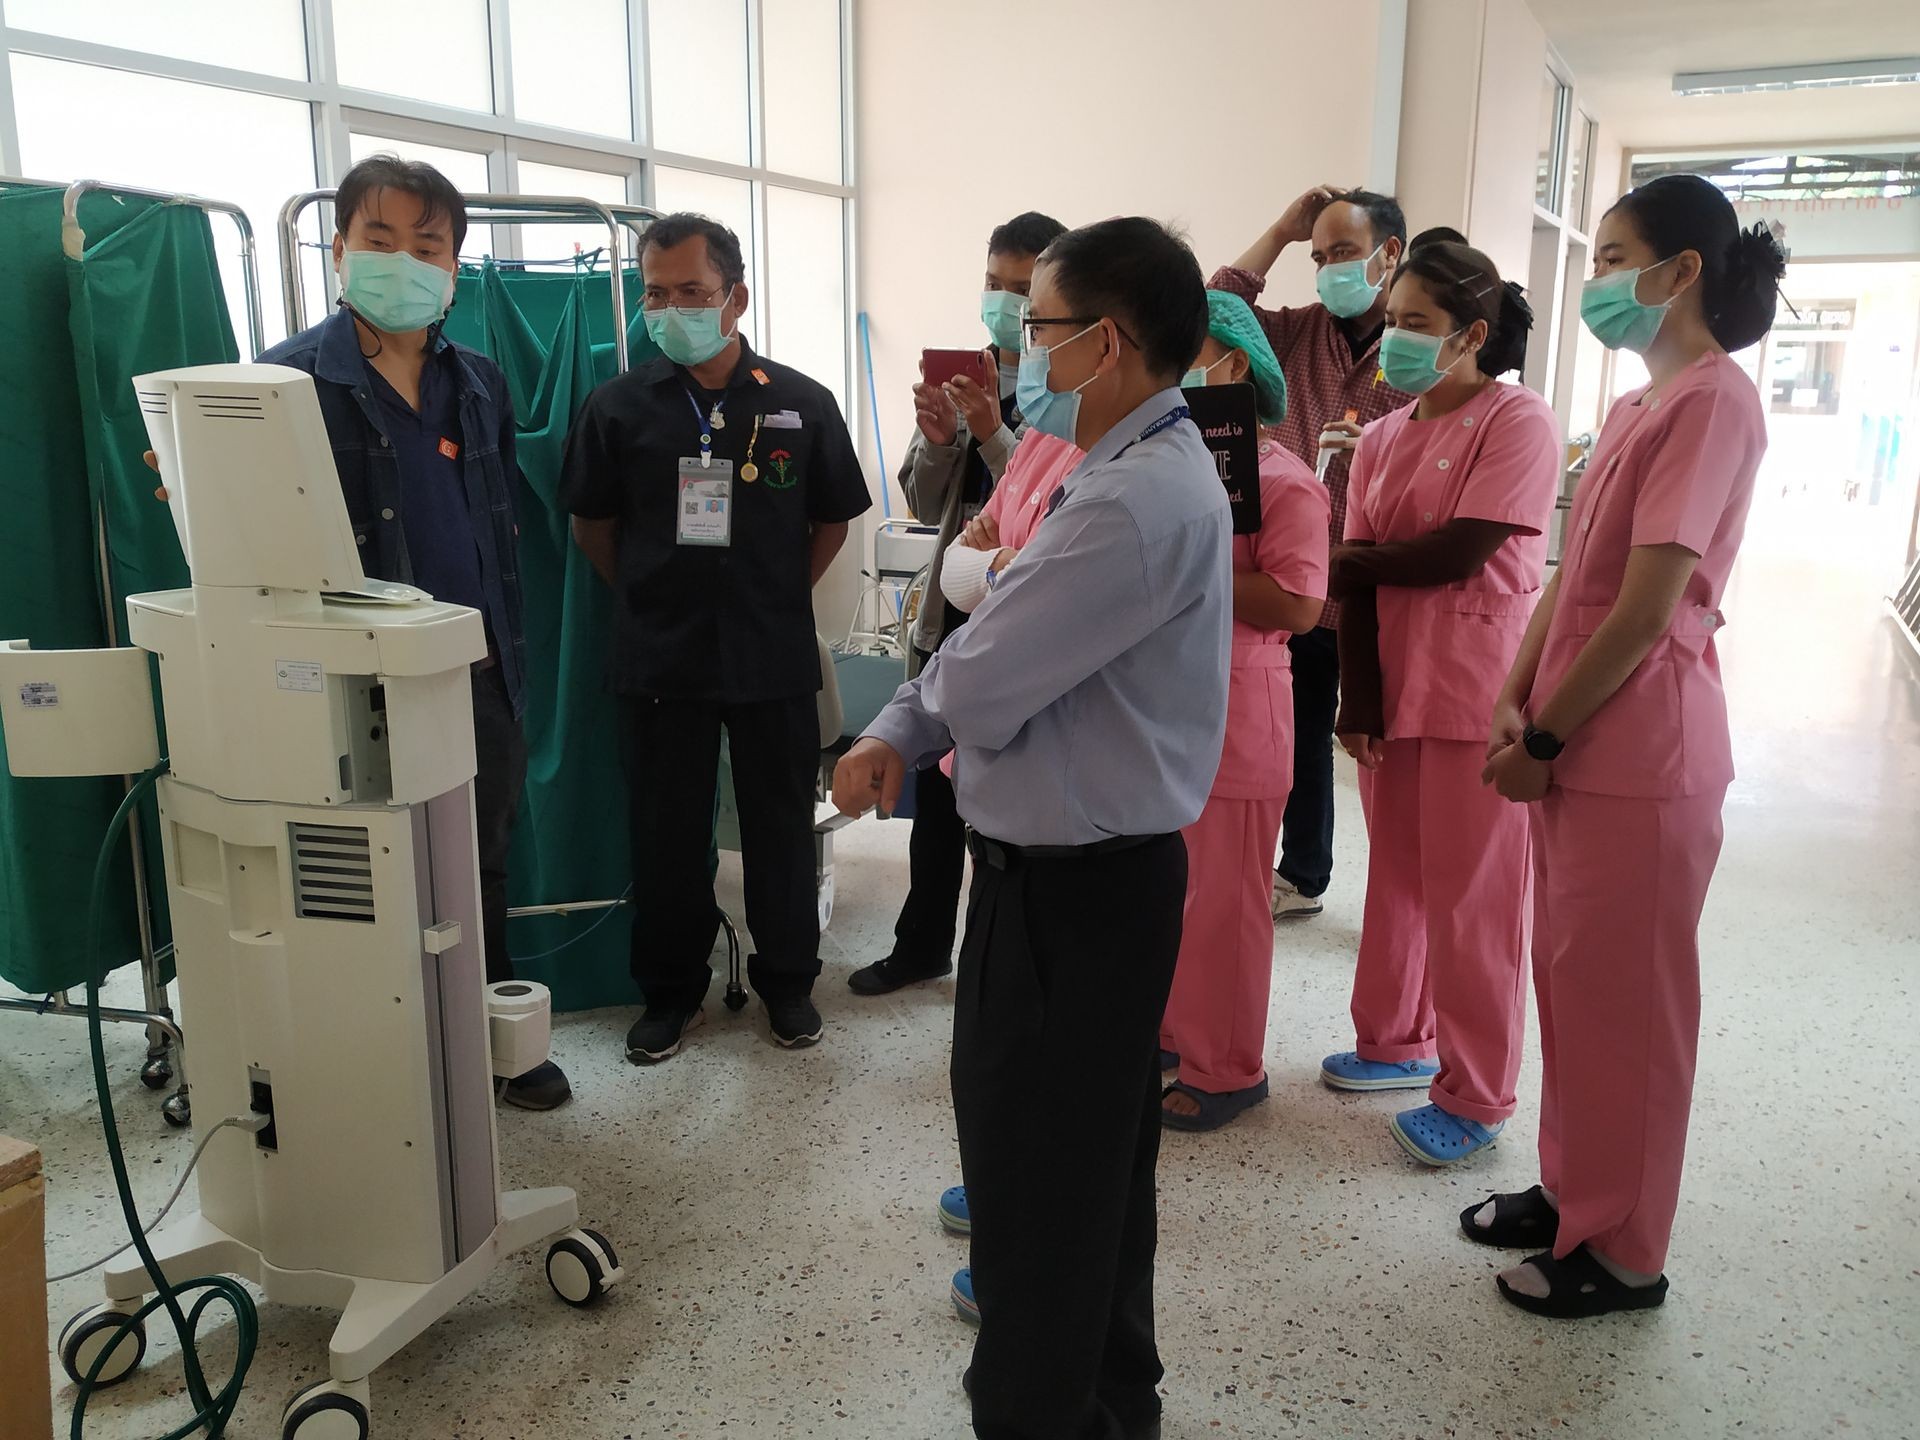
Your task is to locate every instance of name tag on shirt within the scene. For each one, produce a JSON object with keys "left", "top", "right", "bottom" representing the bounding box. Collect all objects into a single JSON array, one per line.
[
  {"left": 677, "top": 457, "right": 733, "bottom": 547},
  {"left": 765, "top": 409, "right": 804, "bottom": 429}
]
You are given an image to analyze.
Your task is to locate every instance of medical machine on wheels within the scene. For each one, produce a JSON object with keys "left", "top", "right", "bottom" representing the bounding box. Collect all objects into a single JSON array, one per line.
[{"left": 0, "top": 364, "right": 621, "bottom": 1439}]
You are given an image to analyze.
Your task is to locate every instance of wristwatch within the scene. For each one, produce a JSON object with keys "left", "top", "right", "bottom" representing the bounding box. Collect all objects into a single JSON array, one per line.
[{"left": 1522, "top": 725, "right": 1565, "bottom": 761}]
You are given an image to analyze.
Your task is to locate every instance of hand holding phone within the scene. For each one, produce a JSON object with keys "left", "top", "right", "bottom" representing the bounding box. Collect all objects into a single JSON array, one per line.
[{"left": 921, "top": 347, "right": 994, "bottom": 392}]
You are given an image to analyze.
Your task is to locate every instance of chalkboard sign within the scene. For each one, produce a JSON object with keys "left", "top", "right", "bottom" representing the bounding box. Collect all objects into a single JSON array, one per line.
[{"left": 1184, "top": 382, "right": 1262, "bottom": 534}]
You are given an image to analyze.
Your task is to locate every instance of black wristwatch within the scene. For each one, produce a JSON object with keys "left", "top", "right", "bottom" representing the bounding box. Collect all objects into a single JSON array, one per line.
[{"left": 1522, "top": 725, "right": 1566, "bottom": 761}]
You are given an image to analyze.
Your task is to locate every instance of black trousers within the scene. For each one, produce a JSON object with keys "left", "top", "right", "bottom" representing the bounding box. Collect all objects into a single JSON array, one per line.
[
  {"left": 623, "top": 693, "right": 819, "bottom": 1010},
  {"left": 471, "top": 663, "right": 528, "bottom": 988},
  {"left": 954, "top": 833, "right": 1188, "bottom": 1440},
  {"left": 890, "top": 648, "right": 968, "bottom": 966},
  {"left": 1277, "top": 624, "right": 1339, "bottom": 899}
]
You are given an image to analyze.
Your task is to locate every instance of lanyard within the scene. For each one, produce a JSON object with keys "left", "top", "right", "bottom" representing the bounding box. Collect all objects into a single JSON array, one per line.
[
  {"left": 682, "top": 388, "right": 727, "bottom": 467},
  {"left": 1045, "top": 404, "right": 1191, "bottom": 518}
]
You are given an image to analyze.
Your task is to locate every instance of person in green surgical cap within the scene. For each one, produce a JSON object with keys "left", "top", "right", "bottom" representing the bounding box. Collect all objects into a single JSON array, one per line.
[{"left": 844, "top": 210, "right": 1069, "bottom": 1001}]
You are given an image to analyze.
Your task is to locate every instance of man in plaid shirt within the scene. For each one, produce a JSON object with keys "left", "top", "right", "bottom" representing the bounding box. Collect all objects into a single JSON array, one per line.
[{"left": 1210, "top": 186, "right": 1412, "bottom": 919}]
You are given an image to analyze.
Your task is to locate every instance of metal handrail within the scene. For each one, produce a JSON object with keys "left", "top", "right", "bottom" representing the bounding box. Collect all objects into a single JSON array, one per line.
[{"left": 278, "top": 190, "right": 657, "bottom": 371}]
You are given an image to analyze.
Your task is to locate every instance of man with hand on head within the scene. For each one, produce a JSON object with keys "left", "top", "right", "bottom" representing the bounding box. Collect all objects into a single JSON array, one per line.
[
  {"left": 1212, "top": 186, "right": 1414, "bottom": 921},
  {"left": 848, "top": 210, "right": 1067, "bottom": 1000},
  {"left": 250, "top": 155, "right": 568, "bottom": 1111},
  {"left": 561, "top": 213, "right": 870, "bottom": 1063},
  {"left": 834, "top": 217, "right": 1230, "bottom": 1440}
]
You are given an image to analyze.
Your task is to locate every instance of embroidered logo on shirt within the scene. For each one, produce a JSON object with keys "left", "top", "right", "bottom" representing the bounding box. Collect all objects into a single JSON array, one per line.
[
  {"left": 438, "top": 437, "right": 460, "bottom": 460},
  {"left": 766, "top": 448, "right": 796, "bottom": 489}
]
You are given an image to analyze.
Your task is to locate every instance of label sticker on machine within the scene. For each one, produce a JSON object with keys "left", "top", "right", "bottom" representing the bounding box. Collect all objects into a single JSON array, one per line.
[
  {"left": 17, "top": 681, "right": 58, "bottom": 709},
  {"left": 275, "top": 660, "right": 325, "bottom": 693}
]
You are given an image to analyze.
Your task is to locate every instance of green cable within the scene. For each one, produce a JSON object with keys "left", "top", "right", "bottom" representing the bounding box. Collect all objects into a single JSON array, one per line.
[{"left": 72, "top": 760, "right": 258, "bottom": 1439}]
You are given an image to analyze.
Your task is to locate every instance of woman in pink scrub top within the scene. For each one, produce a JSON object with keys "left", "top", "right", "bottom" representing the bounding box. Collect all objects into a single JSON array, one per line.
[
  {"left": 1323, "top": 243, "right": 1560, "bottom": 1167},
  {"left": 1159, "top": 290, "right": 1328, "bottom": 1131},
  {"left": 1472, "top": 175, "right": 1785, "bottom": 1319}
]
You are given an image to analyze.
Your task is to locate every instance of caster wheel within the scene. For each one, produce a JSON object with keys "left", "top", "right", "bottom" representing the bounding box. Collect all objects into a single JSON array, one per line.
[
  {"left": 162, "top": 1090, "right": 191, "bottom": 1128},
  {"left": 817, "top": 871, "right": 835, "bottom": 931},
  {"left": 723, "top": 983, "right": 748, "bottom": 1013},
  {"left": 282, "top": 1378, "right": 371, "bottom": 1440},
  {"left": 58, "top": 1304, "right": 146, "bottom": 1389},
  {"left": 546, "top": 1228, "right": 624, "bottom": 1308},
  {"left": 140, "top": 1056, "right": 173, "bottom": 1090}
]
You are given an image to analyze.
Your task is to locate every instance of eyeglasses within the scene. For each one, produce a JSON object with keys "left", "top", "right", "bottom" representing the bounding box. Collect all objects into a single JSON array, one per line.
[
  {"left": 642, "top": 282, "right": 730, "bottom": 313},
  {"left": 1022, "top": 316, "right": 1138, "bottom": 352}
]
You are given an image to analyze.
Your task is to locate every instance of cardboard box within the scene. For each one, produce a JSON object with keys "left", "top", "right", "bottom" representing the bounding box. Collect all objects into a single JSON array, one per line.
[{"left": 0, "top": 1134, "right": 53, "bottom": 1440}]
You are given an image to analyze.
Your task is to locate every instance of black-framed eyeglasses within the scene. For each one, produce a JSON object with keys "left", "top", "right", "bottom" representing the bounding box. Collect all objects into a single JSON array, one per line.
[
  {"left": 1022, "top": 315, "right": 1138, "bottom": 352},
  {"left": 642, "top": 282, "right": 731, "bottom": 313}
]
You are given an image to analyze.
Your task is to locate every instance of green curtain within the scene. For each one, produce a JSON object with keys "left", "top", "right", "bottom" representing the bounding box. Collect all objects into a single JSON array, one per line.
[
  {"left": 444, "top": 261, "right": 665, "bottom": 1011},
  {"left": 0, "top": 188, "right": 237, "bottom": 993}
]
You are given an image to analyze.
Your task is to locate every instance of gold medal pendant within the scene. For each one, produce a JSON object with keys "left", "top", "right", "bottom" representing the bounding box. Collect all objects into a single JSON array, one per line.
[{"left": 739, "top": 462, "right": 759, "bottom": 484}]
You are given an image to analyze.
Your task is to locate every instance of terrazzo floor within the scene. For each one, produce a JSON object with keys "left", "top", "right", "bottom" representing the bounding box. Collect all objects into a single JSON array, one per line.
[{"left": 6, "top": 501, "right": 1917, "bottom": 1440}]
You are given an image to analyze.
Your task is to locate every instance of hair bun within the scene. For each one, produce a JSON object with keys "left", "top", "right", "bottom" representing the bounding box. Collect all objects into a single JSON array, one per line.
[
  {"left": 1729, "top": 221, "right": 1787, "bottom": 286},
  {"left": 1498, "top": 279, "right": 1534, "bottom": 335}
]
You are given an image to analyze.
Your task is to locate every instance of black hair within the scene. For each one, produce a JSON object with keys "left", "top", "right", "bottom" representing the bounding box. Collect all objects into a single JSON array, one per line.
[
  {"left": 1409, "top": 225, "right": 1469, "bottom": 253},
  {"left": 1039, "top": 217, "right": 1208, "bottom": 383},
  {"left": 1333, "top": 188, "right": 1408, "bottom": 249},
  {"left": 336, "top": 154, "right": 468, "bottom": 252},
  {"left": 988, "top": 211, "right": 1068, "bottom": 258},
  {"left": 1394, "top": 241, "right": 1532, "bottom": 378},
  {"left": 641, "top": 212, "right": 747, "bottom": 290},
  {"left": 1608, "top": 174, "right": 1787, "bottom": 351}
]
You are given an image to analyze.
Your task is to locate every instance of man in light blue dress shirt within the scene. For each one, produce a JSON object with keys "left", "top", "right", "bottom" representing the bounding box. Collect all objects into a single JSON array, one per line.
[{"left": 835, "top": 218, "right": 1231, "bottom": 1440}]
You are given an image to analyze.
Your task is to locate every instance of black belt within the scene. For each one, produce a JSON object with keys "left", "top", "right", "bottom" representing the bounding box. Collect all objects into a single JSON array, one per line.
[{"left": 968, "top": 831, "right": 1163, "bottom": 869}]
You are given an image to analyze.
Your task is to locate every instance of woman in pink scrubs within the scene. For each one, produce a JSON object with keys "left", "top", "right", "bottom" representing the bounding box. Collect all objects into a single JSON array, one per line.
[
  {"left": 1473, "top": 176, "right": 1785, "bottom": 1318},
  {"left": 1160, "top": 290, "right": 1329, "bottom": 1131},
  {"left": 1322, "top": 242, "right": 1560, "bottom": 1166}
]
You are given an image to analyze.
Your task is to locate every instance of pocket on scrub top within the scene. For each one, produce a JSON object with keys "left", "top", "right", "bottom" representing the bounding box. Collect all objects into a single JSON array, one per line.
[
  {"left": 1399, "top": 590, "right": 1537, "bottom": 740},
  {"left": 1212, "top": 654, "right": 1292, "bottom": 798},
  {"left": 1553, "top": 613, "right": 1687, "bottom": 794}
]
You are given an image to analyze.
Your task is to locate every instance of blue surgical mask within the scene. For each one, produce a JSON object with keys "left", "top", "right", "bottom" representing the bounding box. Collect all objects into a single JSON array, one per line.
[
  {"left": 1015, "top": 322, "right": 1101, "bottom": 444},
  {"left": 338, "top": 248, "right": 455, "bottom": 333},
  {"left": 981, "top": 290, "right": 1028, "bottom": 352},
  {"left": 1580, "top": 258, "right": 1675, "bottom": 353},
  {"left": 1181, "top": 352, "right": 1234, "bottom": 390},
  {"left": 1317, "top": 243, "right": 1387, "bottom": 319},
  {"left": 645, "top": 289, "right": 739, "bottom": 366},
  {"left": 1378, "top": 326, "right": 1464, "bottom": 395}
]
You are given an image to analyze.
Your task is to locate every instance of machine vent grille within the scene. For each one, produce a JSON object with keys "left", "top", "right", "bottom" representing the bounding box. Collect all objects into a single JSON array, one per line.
[
  {"left": 193, "top": 392, "right": 266, "bottom": 421},
  {"left": 290, "top": 823, "right": 376, "bottom": 923},
  {"left": 137, "top": 389, "right": 170, "bottom": 416}
]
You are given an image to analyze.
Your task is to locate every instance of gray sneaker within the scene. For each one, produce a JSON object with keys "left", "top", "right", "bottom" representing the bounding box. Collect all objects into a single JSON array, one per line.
[
  {"left": 625, "top": 1006, "right": 705, "bottom": 1064},
  {"left": 1271, "top": 875, "right": 1325, "bottom": 920}
]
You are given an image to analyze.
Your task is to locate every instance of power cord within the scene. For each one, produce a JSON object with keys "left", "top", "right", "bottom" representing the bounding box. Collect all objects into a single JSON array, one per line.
[
  {"left": 72, "top": 760, "right": 258, "bottom": 1439},
  {"left": 48, "top": 1114, "right": 268, "bottom": 1283}
]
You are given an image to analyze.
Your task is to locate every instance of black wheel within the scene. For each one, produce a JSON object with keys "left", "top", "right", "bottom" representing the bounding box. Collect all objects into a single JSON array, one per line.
[
  {"left": 162, "top": 1091, "right": 191, "bottom": 1128},
  {"left": 580, "top": 1227, "right": 621, "bottom": 1271},
  {"left": 546, "top": 1235, "right": 610, "bottom": 1308},
  {"left": 281, "top": 1379, "right": 371, "bottom": 1439},
  {"left": 140, "top": 1056, "right": 173, "bottom": 1090},
  {"left": 723, "top": 982, "right": 748, "bottom": 1013},
  {"left": 59, "top": 1306, "right": 146, "bottom": 1389}
]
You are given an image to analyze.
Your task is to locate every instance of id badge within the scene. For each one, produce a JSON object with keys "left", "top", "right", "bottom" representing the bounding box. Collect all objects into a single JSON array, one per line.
[{"left": 677, "top": 457, "right": 733, "bottom": 547}]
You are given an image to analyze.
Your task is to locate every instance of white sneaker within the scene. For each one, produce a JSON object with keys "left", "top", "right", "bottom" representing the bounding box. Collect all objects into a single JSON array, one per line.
[{"left": 1271, "top": 875, "right": 1324, "bottom": 920}]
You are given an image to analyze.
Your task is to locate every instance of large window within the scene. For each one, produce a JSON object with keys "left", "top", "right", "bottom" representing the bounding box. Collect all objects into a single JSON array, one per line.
[{"left": 0, "top": 0, "right": 857, "bottom": 405}]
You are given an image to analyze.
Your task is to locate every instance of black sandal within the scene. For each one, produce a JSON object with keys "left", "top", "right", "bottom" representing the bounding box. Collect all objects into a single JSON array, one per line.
[
  {"left": 1459, "top": 1185, "right": 1560, "bottom": 1248},
  {"left": 1496, "top": 1246, "right": 1669, "bottom": 1319}
]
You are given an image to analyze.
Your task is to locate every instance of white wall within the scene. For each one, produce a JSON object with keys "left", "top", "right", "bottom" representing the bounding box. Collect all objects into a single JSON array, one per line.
[{"left": 854, "top": 0, "right": 1394, "bottom": 521}]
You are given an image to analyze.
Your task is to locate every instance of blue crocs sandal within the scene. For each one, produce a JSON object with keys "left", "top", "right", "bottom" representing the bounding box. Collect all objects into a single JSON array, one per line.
[
  {"left": 1158, "top": 1049, "right": 1181, "bottom": 1075},
  {"left": 1320, "top": 1051, "right": 1441, "bottom": 1092},
  {"left": 951, "top": 1266, "right": 980, "bottom": 1325},
  {"left": 1390, "top": 1102, "right": 1505, "bottom": 1166},
  {"left": 1160, "top": 1078, "right": 1269, "bottom": 1132},
  {"left": 938, "top": 1185, "right": 970, "bottom": 1236}
]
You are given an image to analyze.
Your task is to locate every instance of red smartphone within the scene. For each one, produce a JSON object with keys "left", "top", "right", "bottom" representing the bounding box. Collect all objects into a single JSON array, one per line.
[{"left": 921, "top": 348, "right": 994, "bottom": 391}]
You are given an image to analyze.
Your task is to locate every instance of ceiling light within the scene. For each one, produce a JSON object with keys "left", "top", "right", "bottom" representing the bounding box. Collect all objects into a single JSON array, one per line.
[{"left": 1673, "top": 58, "right": 1920, "bottom": 97}]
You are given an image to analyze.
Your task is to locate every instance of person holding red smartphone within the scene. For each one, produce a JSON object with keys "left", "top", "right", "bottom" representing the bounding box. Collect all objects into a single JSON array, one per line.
[{"left": 846, "top": 211, "right": 1068, "bottom": 1000}]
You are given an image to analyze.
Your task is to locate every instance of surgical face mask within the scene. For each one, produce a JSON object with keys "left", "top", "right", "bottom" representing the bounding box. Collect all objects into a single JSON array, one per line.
[
  {"left": 981, "top": 289, "right": 1028, "bottom": 352},
  {"left": 1015, "top": 322, "right": 1101, "bottom": 444},
  {"left": 1580, "top": 257, "right": 1677, "bottom": 353},
  {"left": 1316, "top": 243, "right": 1387, "bottom": 319},
  {"left": 1378, "top": 326, "right": 1465, "bottom": 395},
  {"left": 644, "top": 287, "right": 738, "bottom": 366},
  {"left": 1180, "top": 352, "right": 1236, "bottom": 390},
  {"left": 338, "top": 248, "right": 455, "bottom": 333}
]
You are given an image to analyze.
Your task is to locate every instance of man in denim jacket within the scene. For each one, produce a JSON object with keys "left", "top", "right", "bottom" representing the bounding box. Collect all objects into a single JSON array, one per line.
[{"left": 257, "top": 154, "right": 567, "bottom": 1111}]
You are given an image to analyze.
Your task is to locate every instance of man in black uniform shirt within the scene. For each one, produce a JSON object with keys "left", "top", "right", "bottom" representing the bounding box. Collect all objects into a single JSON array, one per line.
[{"left": 560, "top": 213, "right": 871, "bottom": 1060}]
